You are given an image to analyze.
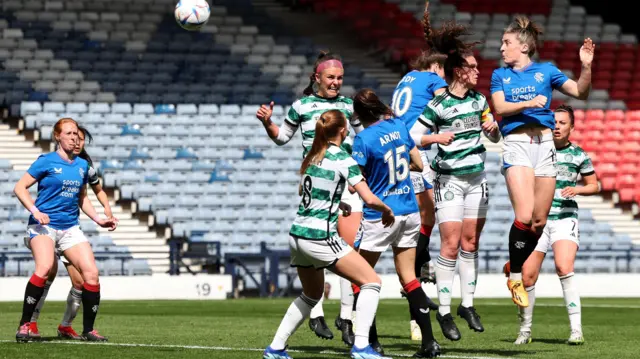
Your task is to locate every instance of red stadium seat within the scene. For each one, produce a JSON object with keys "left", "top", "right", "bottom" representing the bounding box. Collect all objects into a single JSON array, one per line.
[
  {"left": 618, "top": 163, "right": 638, "bottom": 175},
  {"left": 599, "top": 151, "right": 622, "bottom": 165},
  {"left": 585, "top": 109, "right": 605, "bottom": 122},
  {"left": 619, "top": 189, "right": 635, "bottom": 203}
]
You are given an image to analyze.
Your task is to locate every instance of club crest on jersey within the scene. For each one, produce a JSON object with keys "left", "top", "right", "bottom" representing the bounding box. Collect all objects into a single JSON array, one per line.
[
  {"left": 472, "top": 101, "right": 480, "bottom": 110},
  {"left": 534, "top": 72, "right": 544, "bottom": 83},
  {"left": 564, "top": 154, "right": 573, "bottom": 162},
  {"left": 444, "top": 191, "right": 454, "bottom": 201},
  {"left": 79, "top": 167, "right": 85, "bottom": 178},
  {"left": 53, "top": 167, "right": 62, "bottom": 174}
]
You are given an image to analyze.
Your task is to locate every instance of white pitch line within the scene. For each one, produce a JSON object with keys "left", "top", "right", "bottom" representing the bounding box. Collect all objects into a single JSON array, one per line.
[{"left": 0, "top": 340, "right": 517, "bottom": 359}]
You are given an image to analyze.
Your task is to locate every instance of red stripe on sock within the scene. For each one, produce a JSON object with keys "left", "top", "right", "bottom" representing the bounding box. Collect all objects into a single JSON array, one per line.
[
  {"left": 403, "top": 279, "right": 421, "bottom": 294},
  {"left": 83, "top": 282, "right": 100, "bottom": 293},
  {"left": 513, "top": 220, "right": 531, "bottom": 231},
  {"left": 352, "top": 283, "right": 360, "bottom": 295},
  {"left": 420, "top": 224, "right": 433, "bottom": 237},
  {"left": 29, "top": 274, "right": 46, "bottom": 288}
]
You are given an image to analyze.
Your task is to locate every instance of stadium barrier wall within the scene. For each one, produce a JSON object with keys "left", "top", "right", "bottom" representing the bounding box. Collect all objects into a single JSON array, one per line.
[
  {"left": 0, "top": 274, "right": 232, "bottom": 301},
  {"left": 323, "top": 274, "right": 640, "bottom": 299},
  {"left": 1, "top": 273, "right": 639, "bottom": 300}
]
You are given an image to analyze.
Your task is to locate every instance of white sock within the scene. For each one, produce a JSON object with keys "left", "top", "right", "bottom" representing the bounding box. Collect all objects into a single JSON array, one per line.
[
  {"left": 459, "top": 250, "right": 478, "bottom": 308},
  {"left": 510, "top": 272, "right": 523, "bottom": 281},
  {"left": 559, "top": 272, "right": 581, "bottom": 332},
  {"left": 518, "top": 286, "right": 536, "bottom": 333},
  {"left": 270, "top": 293, "right": 319, "bottom": 350},
  {"left": 31, "top": 280, "right": 53, "bottom": 322},
  {"left": 61, "top": 287, "right": 83, "bottom": 327},
  {"left": 435, "top": 255, "right": 456, "bottom": 316},
  {"left": 309, "top": 294, "right": 324, "bottom": 319},
  {"left": 339, "top": 278, "right": 354, "bottom": 320},
  {"left": 354, "top": 283, "right": 381, "bottom": 348}
]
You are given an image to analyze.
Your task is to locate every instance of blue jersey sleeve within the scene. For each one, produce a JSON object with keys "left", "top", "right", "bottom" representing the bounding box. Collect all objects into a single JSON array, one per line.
[
  {"left": 428, "top": 75, "right": 447, "bottom": 94},
  {"left": 351, "top": 135, "right": 368, "bottom": 167},
  {"left": 490, "top": 69, "right": 503, "bottom": 94},
  {"left": 549, "top": 64, "right": 569, "bottom": 89},
  {"left": 27, "top": 155, "right": 48, "bottom": 181}
]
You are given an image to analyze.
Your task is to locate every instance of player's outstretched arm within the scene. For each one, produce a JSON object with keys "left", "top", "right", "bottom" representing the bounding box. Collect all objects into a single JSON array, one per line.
[{"left": 256, "top": 101, "right": 299, "bottom": 145}]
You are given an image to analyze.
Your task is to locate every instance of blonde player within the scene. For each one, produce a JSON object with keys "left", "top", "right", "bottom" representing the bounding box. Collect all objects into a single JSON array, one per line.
[
  {"left": 490, "top": 16, "right": 594, "bottom": 307},
  {"left": 507, "top": 105, "right": 599, "bottom": 346}
]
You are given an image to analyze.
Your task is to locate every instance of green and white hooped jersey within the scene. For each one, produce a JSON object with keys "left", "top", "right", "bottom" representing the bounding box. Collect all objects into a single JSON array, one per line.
[
  {"left": 549, "top": 143, "right": 595, "bottom": 220},
  {"left": 418, "top": 89, "right": 493, "bottom": 176},
  {"left": 285, "top": 94, "right": 359, "bottom": 157},
  {"left": 290, "top": 145, "right": 364, "bottom": 240}
]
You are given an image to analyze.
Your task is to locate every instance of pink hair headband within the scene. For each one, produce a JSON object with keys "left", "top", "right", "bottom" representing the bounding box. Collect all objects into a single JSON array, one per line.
[{"left": 316, "top": 59, "right": 343, "bottom": 74}]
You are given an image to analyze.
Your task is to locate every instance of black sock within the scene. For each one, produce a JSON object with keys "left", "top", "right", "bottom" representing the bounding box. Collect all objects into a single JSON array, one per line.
[
  {"left": 369, "top": 316, "right": 378, "bottom": 344},
  {"left": 508, "top": 220, "right": 532, "bottom": 273},
  {"left": 524, "top": 229, "right": 541, "bottom": 258},
  {"left": 20, "top": 274, "right": 47, "bottom": 325},
  {"left": 405, "top": 281, "right": 435, "bottom": 345},
  {"left": 352, "top": 290, "right": 359, "bottom": 312},
  {"left": 415, "top": 225, "right": 432, "bottom": 277},
  {"left": 407, "top": 296, "right": 416, "bottom": 321},
  {"left": 82, "top": 283, "right": 101, "bottom": 333}
]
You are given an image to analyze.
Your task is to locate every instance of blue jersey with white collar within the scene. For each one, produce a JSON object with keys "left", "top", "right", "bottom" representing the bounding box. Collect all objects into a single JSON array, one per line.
[
  {"left": 352, "top": 119, "right": 419, "bottom": 220},
  {"left": 490, "top": 62, "right": 568, "bottom": 135},
  {"left": 391, "top": 70, "right": 447, "bottom": 129},
  {"left": 27, "top": 152, "right": 89, "bottom": 230}
]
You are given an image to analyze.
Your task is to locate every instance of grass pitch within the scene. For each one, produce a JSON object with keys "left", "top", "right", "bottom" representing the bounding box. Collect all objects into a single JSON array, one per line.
[{"left": 0, "top": 298, "right": 638, "bottom": 359}]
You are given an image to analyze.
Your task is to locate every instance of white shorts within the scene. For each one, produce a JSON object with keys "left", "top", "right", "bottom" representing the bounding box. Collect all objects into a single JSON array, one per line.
[
  {"left": 433, "top": 171, "right": 489, "bottom": 224},
  {"left": 340, "top": 187, "right": 363, "bottom": 213},
  {"left": 25, "top": 224, "right": 89, "bottom": 255},
  {"left": 359, "top": 212, "right": 420, "bottom": 252},
  {"left": 410, "top": 150, "right": 434, "bottom": 194},
  {"left": 535, "top": 218, "right": 580, "bottom": 254},
  {"left": 289, "top": 234, "right": 353, "bottom": 269},
  {"left": 502, "top": 132, "right": 557, "bottom": 177}
]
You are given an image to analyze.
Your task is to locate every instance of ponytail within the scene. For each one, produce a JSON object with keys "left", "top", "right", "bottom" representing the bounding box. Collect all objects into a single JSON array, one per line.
[
  {"left": 300, "top": 110, "right": 346, "bottom": 174},
  {"left": 504, "top": 15, "right": 543, "bottom": 57},
  {"left": 303, "top": 50, "right": 343, "bottom": 96}
]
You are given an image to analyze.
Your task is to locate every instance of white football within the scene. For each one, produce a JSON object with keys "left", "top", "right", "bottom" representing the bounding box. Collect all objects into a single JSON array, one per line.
[{"left": 175, "top": 0, "right": 210, "bottom": 31}]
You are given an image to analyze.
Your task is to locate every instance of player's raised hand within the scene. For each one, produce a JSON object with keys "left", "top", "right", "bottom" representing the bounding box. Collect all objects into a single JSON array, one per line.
[
  {"left": 256, "top": 101, "right": 274, "bottom": 123},
  {"left": 579, "top": 38, "right": 595, "bottom": 67}
]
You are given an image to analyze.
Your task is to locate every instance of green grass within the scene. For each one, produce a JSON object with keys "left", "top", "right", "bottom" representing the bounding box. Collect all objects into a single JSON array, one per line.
[{"left": 0, "top": 298, "right": 638, "bottom": 359}]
